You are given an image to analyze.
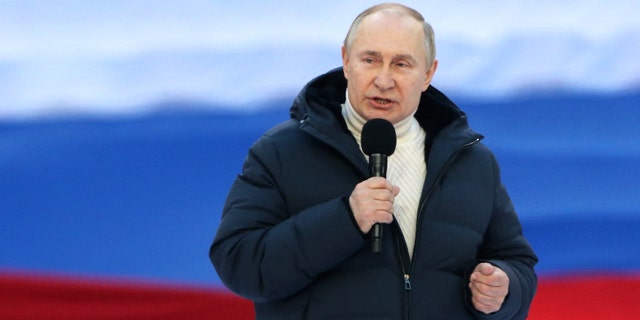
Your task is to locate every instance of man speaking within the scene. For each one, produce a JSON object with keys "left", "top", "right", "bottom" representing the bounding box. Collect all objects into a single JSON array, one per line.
[{"left": 210, "top": 3, "right": 537, "bottom": 319}]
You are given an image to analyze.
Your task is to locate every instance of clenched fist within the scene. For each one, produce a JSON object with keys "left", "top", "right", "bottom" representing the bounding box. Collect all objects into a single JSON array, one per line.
[{"left": 469, "top": 262, "right": 509, "bottom": 314}]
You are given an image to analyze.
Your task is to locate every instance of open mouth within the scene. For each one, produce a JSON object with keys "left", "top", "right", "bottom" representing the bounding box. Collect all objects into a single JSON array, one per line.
[{"left": 374, "top": 98, "right": 393, "bottom": 105}]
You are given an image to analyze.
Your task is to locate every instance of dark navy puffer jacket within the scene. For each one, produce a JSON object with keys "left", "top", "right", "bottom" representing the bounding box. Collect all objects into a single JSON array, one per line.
[{"left": 210, "top": 68, "right": 537, "bottom": 319}]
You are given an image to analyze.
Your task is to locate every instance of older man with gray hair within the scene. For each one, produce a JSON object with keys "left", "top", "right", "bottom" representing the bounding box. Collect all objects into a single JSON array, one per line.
[{"left": 211, "top": 3, "right": 538, "bottom": 319}]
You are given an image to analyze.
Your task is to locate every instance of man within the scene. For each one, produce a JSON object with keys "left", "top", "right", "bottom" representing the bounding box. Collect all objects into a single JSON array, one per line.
[{"left": 210, "top": 3, "right": 537, "bottom": 319}]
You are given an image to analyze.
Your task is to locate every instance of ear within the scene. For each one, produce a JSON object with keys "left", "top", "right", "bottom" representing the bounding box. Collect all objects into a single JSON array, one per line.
[
  {"left": 422, "top": 59, "right": 438, "bottom": 91},
  {"left": 342, "top": 46, "right": 350, "bottom": 79}
]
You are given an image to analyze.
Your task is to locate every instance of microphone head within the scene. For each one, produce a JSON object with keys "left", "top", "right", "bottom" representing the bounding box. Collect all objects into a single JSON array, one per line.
[{"left": 361, "top": 118, "right": 397, "bottom": 156}]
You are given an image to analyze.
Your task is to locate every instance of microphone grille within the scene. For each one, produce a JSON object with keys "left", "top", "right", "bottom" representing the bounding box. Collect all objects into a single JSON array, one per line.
[{"left": 361, "top": 118, "right": 397, "bottom": 156}]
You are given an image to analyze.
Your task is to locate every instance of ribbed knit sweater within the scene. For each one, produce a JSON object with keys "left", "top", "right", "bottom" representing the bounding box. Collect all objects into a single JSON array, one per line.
[{"left": 342, "top": 92, "right": 427, "bottom": 258}]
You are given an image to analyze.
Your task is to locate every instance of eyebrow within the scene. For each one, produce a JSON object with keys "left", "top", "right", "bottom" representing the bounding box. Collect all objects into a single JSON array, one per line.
[{"left": 360, "top": 50, "right": 418, "bottom": 64}]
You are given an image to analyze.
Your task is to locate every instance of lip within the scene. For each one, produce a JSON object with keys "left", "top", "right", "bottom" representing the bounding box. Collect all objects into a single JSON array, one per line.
[{"left": 368, "top": 96, "right": 397, "bottom": 109}]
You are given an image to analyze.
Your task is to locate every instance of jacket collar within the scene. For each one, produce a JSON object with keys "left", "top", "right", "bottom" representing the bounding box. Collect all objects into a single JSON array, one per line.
[
  {"left": 289, "top": 67, "right": 475, "bottom": 142},
  {"left": 290, "top": 67, "right": 485, "bottom": 180}
]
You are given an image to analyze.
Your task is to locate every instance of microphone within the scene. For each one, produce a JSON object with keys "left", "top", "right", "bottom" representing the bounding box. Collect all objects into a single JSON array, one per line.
[{"left": 361, "top": 118, "right": 396, "bottom": 253}]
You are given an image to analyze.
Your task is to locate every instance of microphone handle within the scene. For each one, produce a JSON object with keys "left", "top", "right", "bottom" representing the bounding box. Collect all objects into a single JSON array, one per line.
[
  {"left": 369, "top": 154, "right": 387, "bottom": 253},
  {"left": 371, "top": 224, "right": 383, "bottom": 253}
]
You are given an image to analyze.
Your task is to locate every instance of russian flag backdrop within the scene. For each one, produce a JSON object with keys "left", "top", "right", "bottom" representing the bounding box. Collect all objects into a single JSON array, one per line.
[{"left": 1, "top": 1, "right": 639, "bottom": 319}]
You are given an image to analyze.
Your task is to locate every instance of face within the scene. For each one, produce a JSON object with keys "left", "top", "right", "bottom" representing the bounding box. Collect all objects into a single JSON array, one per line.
[{"left": 342, "top": 11, "right": 437, "bottom": 124}]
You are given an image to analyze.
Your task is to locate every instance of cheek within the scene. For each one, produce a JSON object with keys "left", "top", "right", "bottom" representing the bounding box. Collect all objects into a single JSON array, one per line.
[
  {"left": 346, "top": 77, "right": 361, "bottom": 94},
  {"left": 402, "top": 82, "right": 425, "bottom": 109},
  {"left": 402, "top": 80, "right": 426, "bottom": 97},
  {"left": 348, "top": 72, "right": 371, "bottom": 91},
  {"left": 412, "top": 79, "right": 429, "bottom": 95}
]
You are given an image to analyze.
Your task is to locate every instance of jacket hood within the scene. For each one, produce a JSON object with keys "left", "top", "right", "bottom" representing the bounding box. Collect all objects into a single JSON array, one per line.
[{"left": 289, "top": 67, "right": 467, "bottom": 139}]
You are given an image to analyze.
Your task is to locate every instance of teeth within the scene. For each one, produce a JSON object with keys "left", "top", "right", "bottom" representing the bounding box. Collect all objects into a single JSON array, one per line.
[{"left": 376, "top": 98, "right": 391, "bottom": 104}]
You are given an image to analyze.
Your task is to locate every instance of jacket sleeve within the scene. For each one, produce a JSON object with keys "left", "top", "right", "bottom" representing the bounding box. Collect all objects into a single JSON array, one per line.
[
  {"left": 209, "top": 134, "right": 367, "bottom": 302},
  {"left": 466, "top": 154, "right": 538, "bottom": 320}
]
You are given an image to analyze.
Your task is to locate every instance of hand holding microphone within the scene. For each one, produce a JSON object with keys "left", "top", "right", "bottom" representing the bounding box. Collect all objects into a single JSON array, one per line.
[
  {"left": 349, "top": 178, "right": 399, "bottom": 231},
  {"left": 349, "top": 118, "right": 397, "bottom": 252}
]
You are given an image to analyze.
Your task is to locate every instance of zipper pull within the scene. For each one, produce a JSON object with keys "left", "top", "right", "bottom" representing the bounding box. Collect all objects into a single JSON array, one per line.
[{"left": 404, "top": 274, "right": 412, "bottom": 290}]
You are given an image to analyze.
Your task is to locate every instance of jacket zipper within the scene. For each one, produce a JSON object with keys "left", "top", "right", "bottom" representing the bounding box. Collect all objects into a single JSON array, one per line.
[
  {"left": 395, "top": 235, "right": 412, "bottom": 320},
  {"left": 399, "top": 137, "right": 480, "bottom": 319}
]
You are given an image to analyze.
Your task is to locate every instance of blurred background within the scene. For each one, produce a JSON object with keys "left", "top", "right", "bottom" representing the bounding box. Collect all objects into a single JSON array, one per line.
[{"left": 1, "top": 0, "right": 639, "bottom": 319}]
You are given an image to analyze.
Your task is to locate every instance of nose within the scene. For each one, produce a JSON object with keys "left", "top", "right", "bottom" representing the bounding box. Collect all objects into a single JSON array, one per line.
[{"left": 373, "top": 67, "right": 395, "bottom": 91}]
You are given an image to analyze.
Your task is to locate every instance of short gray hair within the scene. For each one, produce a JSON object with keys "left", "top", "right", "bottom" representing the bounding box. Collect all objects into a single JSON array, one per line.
[{"left": 343, "top": 3, "right": 436, "bottom": 67}]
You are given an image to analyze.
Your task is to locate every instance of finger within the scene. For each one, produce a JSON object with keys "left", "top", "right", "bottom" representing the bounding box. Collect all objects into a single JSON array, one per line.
[
  {"left": 471, "top": 295, "right": 501, "bottom": 315},
  {"left": 476, "top": 262, "right": 495, "bottom": 275},
  {"left": 375, "top": 210, "right": 395, "bottom": 224},
  {"left": 473, "top": 295, "right": 505, "bottom": 311},
  {"left": 391, "top": 184, "right": 400, "bottom": 196},
  {"left": 471, "top": 275, "right": 505, "bottom": 288},
  {"left": 470, "top": 283, "right": 505, "bottom": 308},
  {"left": 371, "top": 188, "right": 396, "bottom": 201},
  {"left": 470, "top": 279, "right": 508, "bottom": 298},
  {"left": 366, "top": 176, "right": 390, "bottom": 189},
  {"left": 478, "top": 273, "right": 509, "bottom": 289},
  {"left": 367, "top": 177, "right": 399, "bottom": 194}
]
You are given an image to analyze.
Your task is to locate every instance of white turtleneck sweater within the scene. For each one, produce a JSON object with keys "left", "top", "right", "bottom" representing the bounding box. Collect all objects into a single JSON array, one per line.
[{"left": 342, "top": 92, "right": 427, "bottom": 258}]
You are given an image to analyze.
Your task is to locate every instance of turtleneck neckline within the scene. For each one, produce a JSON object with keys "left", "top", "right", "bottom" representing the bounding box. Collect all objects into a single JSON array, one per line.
[{"left": 341, "top": 89, "right": 424, "bottom": 145}]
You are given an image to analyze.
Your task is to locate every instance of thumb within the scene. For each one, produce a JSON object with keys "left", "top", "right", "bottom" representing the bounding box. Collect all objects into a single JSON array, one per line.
[
  {"left": 392, "top": 185, "right": 400, "bottom": 197},
  {"left": 478, "top": 262, "right": 495, "bottom": 275}
]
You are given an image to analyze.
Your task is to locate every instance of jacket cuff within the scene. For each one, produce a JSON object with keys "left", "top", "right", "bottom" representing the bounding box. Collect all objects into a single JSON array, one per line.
[{"left": 342, "top": 196, "right": 368, "bottom": 239}]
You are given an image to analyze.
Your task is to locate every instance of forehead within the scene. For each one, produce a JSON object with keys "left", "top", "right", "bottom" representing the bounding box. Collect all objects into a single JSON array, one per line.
[{"left": 352, "top": 11, "right": 426, "bottom": 57}]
